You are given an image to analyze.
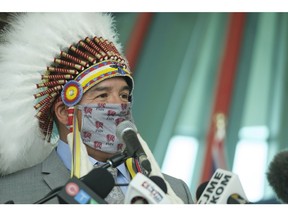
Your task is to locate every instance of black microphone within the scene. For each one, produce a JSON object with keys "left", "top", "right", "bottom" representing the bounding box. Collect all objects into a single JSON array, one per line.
[
  {"left": 34, "top": 186, "right": 63, "bottom": 204},
  {"left": 100, "top": 150, "right": 129, "bottom": 169},
  {"left": 80, "top": 168, "right": 114, "bottom": 199},
  {"left": 267, "top": 150, "right": 288, "bottom": 203},
  {"left": 196, "top": 181, "right": 209, "bottom": 202},
  {"left": 34, "top": 168, "right": 114, "bottom": 204},
  {"left": 227, "top": 194, "right": 253, "bottom": 204},
  {"left": 116, "top": 120, "right": 151, "bottom": 175},
  {"left": 149, "top": 176, "right": 168, "bottom": 194}
]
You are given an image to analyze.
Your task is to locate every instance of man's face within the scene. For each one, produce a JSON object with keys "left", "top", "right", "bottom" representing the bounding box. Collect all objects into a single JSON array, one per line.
[
  {"left": 80, "top": 77, "right": 131, "bottom": 105},
  {"left": 76, "top": 77, "right": 132, "bottom": 158}
]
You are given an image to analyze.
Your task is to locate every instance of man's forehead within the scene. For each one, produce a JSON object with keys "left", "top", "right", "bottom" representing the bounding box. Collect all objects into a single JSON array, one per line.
[{"left": 88, "top": 77, "right": 129, "bottom": 91}]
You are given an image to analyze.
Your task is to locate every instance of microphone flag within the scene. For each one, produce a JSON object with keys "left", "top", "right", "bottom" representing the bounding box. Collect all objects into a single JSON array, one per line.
[
  {"left": 197, "top": 168, "right": 248, "bottom": 204},
  {"left": 124, "top": 173, "right": 171, "bottom": 204},
  {"left": 58, "top": 176, "right": 107, "bottom": 204}
]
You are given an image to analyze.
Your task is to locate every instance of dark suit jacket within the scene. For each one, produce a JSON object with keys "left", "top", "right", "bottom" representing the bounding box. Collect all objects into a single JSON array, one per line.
[{"left": 0, "top": 150, "right": 194, "bottom": 204}]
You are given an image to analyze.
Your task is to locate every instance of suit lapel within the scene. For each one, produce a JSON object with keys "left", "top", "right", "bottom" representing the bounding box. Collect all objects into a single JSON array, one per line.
[{"left": 42, "top": 149, "right": 70, "bottom": 190}]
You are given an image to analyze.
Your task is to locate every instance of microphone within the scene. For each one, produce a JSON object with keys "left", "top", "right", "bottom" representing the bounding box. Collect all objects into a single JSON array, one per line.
[
  {"left": 149, "top": 176, "right": 168, "bottom": 194},
  {"left": 267, "top": 150, "right": 288, "bottom": 203},
  {"left": 99, "top": 150, "right": 129, "bottom": 169},
  {"left": 196, "top": 181, "right": 209, "bottom": 202},
  {"left": 124, "top": 172, "right": 171, "bottom": 204},
  {"left": 197, "top": 168, "right": 251, "bottom": 204},
  {"left": 227, "top": 194, "right": 252, "bottom": 204},
  {"left": 35, "top": 168, "right": 114, "bottom": 204},
  {"left": 116, "top": 120, "right": 152, "bottom": 175},
  {"left": 34, "top": 186, "right": 63, "bottom": 204}
]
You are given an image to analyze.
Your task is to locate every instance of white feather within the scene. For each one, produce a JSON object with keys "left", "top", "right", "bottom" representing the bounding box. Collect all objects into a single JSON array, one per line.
[{"left": 0, "top": 12, "right": 121, "bottom": 175}]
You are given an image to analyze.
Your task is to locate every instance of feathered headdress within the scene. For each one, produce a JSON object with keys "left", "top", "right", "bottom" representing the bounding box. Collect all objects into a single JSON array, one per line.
[{"left": 0, "top": 13, "right": 133, "bottom": 176}]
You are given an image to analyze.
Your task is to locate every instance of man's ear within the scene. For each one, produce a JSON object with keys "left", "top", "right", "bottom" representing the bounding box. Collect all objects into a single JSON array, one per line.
[{"left": 53, "top": 100, "right": 68, "bottom": 125}]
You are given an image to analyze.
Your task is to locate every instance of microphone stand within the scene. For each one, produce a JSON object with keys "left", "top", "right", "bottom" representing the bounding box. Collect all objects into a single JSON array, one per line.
[
  {"left": 100, "top": 151, "right": 130, "bottom": 187},
  {"left": 100, "top": 150, "right": 129, "bottom": 169},
  {"left": 34, "top": 186, "right": 63, "bottom": 204}
]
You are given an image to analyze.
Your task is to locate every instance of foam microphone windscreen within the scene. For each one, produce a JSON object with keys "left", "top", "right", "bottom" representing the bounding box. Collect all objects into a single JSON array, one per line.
[
  {"left": 82, "top": 168, "right": 115, "bottom": 198},
  {"left": 196, "top": 181, "right": 209, "bottom": 201},
  {"left": 267, "top": 150, "right": 288, "bottom": 203},
  {"left": 149, "top": 176, "right": 168, "bottom": 193}
]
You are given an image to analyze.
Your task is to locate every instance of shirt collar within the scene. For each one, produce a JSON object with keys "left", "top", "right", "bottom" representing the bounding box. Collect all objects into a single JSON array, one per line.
[{"left": 56, "top": 139, "right": 130, "bottom": 180}]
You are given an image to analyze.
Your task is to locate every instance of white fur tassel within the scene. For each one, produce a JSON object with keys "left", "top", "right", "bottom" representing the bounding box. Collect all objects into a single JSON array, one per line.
[
  {"left": 67, "top": 133, "right": 93, "bottom": 178},
  {"left": 137, "top": 134, "right": 184, "bottom": 204}
]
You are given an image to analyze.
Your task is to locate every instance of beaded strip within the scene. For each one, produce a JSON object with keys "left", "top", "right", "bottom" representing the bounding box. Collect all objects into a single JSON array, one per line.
[
  {"left": 78, "top": 40, "right": 104, "bottom": 60},
  {"left": 84, "top": 37, "right": 106, "bottom": 60},
  {"left": 69, "top": 45, "right": 97, "bottom": 64},
  {"left": 60, "top": 51, "right": 89, "bottom": 67},
  {"left": 47, "top": 67, "right": 78, "bottom": 75}
]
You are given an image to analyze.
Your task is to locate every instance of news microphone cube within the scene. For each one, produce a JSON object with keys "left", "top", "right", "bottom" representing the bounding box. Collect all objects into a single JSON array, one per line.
[
  {"left": 197, "top": 168, "right": 248, "bottom": 204},
  {"left": 58, "top": 177, "right": 107, "bottom": 204},
  {"left": 124, "top": 173, "right": 171, "bottom": 204}
]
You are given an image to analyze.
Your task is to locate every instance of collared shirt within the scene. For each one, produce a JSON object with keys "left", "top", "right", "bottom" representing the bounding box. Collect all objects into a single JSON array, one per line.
[{"left": 56, "top": 139, "right": 131, "bottom": 194}]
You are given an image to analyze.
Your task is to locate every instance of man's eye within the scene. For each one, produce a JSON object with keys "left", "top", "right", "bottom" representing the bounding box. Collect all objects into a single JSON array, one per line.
[
  {"left": 120, "top": 93, "right": 129, "bottom": 100},
  {"left": 96, "top": 93, "right": 108, "bottom": 99}
]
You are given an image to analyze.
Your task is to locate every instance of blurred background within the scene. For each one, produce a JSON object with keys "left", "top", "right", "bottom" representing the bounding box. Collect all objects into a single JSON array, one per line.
[
  {"left": 114, "top": 12, "right": 288, "bottom": 203},
  {"left": 1, "top": 12, "right": 287, "bottom": 203}
]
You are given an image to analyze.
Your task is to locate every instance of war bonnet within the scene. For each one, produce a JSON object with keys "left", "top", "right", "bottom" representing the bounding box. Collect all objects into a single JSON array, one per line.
[{"left": 0, "top": 13, "right": 133, "bottom": 175}]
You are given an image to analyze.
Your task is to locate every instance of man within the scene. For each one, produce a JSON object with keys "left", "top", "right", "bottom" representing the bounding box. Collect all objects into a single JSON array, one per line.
[{"left": 0, "top": 13, "right": 193, "bottom": 204}]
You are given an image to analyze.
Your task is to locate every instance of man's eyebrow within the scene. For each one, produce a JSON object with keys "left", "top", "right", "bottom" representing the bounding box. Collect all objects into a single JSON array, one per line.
[
  {"left": 89, "top": 85, "right": 131, "bottom": 92},
  {"left": 122, "top": 85, "right": 132, "bottom": 92},
  {"left": 89, "top": 86, "right": 112, "bottom": 92}
]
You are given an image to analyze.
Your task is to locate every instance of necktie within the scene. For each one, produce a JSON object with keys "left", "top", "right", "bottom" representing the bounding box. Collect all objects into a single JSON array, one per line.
[{"left": 104, "top": 167, "right": 125, "bottom": 204}]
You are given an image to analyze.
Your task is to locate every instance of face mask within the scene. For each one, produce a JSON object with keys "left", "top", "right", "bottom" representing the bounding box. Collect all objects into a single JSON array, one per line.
[{"left": 77, "top": 103, "right": 133, "bottom": 154}]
